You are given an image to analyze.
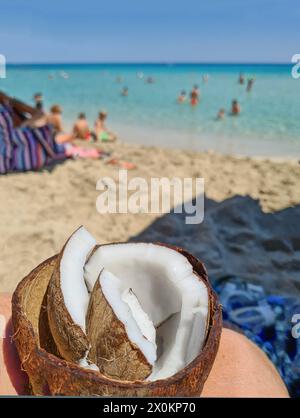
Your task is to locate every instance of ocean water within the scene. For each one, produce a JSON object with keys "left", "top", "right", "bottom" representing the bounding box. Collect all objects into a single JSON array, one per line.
[{"left": 1, "top": 63, "right": 300, "bottom": 157}]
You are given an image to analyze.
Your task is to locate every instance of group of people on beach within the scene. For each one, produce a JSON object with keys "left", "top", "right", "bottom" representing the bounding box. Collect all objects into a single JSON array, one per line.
[
  {"left": 176, "top": 72, "right": 254, "bottom": 119},
  {"left": 32, "top": 93, "right": 116, "bottom": 145}
]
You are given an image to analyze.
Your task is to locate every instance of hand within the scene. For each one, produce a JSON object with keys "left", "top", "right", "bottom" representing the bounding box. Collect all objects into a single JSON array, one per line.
[{"left": 0, "top": 293, "right": 28, "bottom": 395}]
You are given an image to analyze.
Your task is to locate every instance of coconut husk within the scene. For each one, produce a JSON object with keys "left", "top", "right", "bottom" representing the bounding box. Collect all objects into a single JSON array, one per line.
[
  {"left": 86, "top": 279, "right": 152, "bottom": 381},
  {"left": 47, "top": 240, "right": 90, "bottom": 363},
  {"left": 12, "top": 245, "right": 222, "bottom": 396}
]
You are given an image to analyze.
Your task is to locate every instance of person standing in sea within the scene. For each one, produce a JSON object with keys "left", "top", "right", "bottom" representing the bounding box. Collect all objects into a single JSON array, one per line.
[{"left": 190, "top": 85, "right": 200, "bottom": 106}]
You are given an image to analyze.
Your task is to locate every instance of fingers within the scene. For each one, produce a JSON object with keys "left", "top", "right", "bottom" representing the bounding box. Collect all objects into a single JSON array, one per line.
[{"left": 0, "top": 293, "right": 28, "bottom": 395}]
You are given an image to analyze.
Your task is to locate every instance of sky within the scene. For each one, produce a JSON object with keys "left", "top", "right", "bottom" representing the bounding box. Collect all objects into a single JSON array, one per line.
[{"left": 0, "top": 0, "right": 299, "bottom": 63}]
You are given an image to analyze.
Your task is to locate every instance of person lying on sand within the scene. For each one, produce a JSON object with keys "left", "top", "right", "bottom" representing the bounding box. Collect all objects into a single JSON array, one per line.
[
  {"left": 47, "top": 104, "right": 74, "bottom": 144},
  {"left": 231, "top": 99, "right": 241, "bottom": 116},
  {"left": 0, "top": 293, "right": 288, "bottom": 397},
  {"left": 72, "top": 113, "right": 94, "bottom": 141},
  {"left": 95, "top": 111, "right": 117, "bottom": 142}
]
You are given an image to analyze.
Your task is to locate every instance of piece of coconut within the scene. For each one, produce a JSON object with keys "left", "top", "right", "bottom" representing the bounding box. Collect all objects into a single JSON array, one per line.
[
  {"left": 47, "top": 226, "right": 96, "bottom": 363},
  {"left": 84, "top": 242, "right": 209, "bottom": 380},
  {"left": 86, "top": 269, "right": 156, "bottom": 381}
]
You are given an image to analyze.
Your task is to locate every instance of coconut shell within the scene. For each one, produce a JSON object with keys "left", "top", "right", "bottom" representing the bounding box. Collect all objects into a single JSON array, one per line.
[
  {"left": 12, "top": 244, "right": 222, "bottom": 396},
  {"left": 86, "top": 278, "right": 152, "bottom": 381},
  {"left": 47, "top": 241, "right": 90, "bottom": 363}
]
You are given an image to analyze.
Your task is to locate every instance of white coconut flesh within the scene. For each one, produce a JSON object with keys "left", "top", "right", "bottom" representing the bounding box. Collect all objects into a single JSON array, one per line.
[
  {"left": 84, "top": 243, "right": 209, "bottom": 381},
  {"left": 59, "top": 226, "right": 96, "bottom": 332},
  {"left": 100, "top": 269, "right": 157, "bottom": 366}
]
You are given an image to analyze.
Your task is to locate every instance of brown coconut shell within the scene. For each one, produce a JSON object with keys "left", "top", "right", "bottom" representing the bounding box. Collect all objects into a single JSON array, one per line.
[
  {"left": 47, "top": 237, "right": 90, "bottom": 363},
  {"left": 86, "top": 279, "right": 152, "bottom": 381},
  {"left": 12, "top": 244, "right": 222, "bottom": 396}
]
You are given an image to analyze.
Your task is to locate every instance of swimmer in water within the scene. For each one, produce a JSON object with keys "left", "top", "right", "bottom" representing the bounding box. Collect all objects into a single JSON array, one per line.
[
  {"left": 202, "top": 74, "right": 209, "bottom": 83},
  {"left": 231, "top": 100, "right": 241, "bottom": 116},
  {"left": 216, "top": 108, "right": 226, "bottom": 120},
  {"left": 121, "top": 86, "right": 129, "bottom": 97},
  {"left": 247, "top": 77, "right": 255, "bottom": 92},
  {"left": 177, "top": 90, "right": 187, "bottom": 104},
  {"left": 238, "top": 73, "right": 245, "bottom": 84},
  {"left": 190, "top": 85, "right": 200, "bottom": 106}
]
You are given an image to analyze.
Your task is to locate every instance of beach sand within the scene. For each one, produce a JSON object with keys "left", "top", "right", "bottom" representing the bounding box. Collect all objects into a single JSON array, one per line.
[{"left": 0, "top": 141, "right": 299, "bottom": 295}]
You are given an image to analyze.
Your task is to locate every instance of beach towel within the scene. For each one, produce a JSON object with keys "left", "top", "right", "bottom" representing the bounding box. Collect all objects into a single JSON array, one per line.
[
  {"left": 64, "top": 144, "right": 101, "bottom": 159},
  {"left": 215, "top": 277, "right": 300, "bottom": 398}
]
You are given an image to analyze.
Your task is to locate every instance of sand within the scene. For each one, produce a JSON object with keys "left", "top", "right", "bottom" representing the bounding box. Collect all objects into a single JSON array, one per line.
[{"left": 0, "top": 141, "right": 299, "bottom": 295}]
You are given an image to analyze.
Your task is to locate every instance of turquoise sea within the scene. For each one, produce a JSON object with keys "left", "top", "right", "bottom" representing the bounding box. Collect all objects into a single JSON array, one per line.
[{"left": 1, "top": 63, "right": 300, "bottom": 157}]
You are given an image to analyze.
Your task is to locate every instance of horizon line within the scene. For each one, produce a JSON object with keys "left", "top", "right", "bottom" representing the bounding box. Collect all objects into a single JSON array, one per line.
[{"left": 6, "top": 61, "right": 292, "bottom": 66}]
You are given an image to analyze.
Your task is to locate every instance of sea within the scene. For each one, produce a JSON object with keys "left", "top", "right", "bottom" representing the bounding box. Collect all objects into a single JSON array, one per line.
[{"left": 1, "top": 63, "right": 300, "bottom": 157}]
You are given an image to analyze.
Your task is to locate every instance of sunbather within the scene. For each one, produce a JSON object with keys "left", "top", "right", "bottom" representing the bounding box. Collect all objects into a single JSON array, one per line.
[
  {"left": 95, "top": 111, "right": 117, "bottom": 142},
  {"left": 47, "top": 104, "right": 74, "bottom": 144},
  {"left": 72, "top": 113, "right": 94, "bottom": 141}
]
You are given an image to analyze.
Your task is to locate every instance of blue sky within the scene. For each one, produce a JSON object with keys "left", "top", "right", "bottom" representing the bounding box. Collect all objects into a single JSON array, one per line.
[{"left": 0, "top": 0, "right": 299, "bottom": 63}]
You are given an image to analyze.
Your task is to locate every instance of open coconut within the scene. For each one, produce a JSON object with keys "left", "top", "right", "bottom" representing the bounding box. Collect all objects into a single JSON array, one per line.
[
  {"left": 12, "top": 227, "right": 222, "bottom": 396},
  {"left": 85, "top": 242, "right": 211, "bottom": 382},
  {"left": 47, "top": 227, "right": 96, "bottom": 364}
]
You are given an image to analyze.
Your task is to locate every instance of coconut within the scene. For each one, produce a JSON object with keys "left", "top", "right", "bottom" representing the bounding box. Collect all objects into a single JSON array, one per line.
[
  {"left": 47, "top": 226, "right": 96, "bottom": 363},
  {"left": 84, "top": 242, "right": 211, "bottom": 381},
  {"left": 86, "top": 271, "right": 156, "bottom": 380},
  {"left": 12, "top": 228, "right": 222, "bottom": 396}
]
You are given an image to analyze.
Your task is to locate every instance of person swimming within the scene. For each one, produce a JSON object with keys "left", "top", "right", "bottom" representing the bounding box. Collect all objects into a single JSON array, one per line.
[
  {"left": 247, "top": 77, "right": 255, "bottom": 92},
  {"left": 177, "top": 90, "right": 187, "bottom": 103},
  {"left": 231, "top": 100, "right": 241, "bottom": 116},
  {"left": 217, "top": 108, "right": 226, "bottom": 120},
  {"left": 202, "top": 74, "right": 209, "bottom": 83},
  {"left": 145, "top": 76, "right": 155, "bottom": 84},
  {"left": 121, "top": 86, "right": 129, "bottom": 97},
  {"left": 73, "top": 113, "right": 93, "bottom": 140},
  {"left": 190, "top": 84, "right": 200, "bottom": 106},
  {"left": 95, "top": 111, "right": 117, "bottom": 142},
  {"left": 238, "top": 73, "right": 245, "bottom": 85}
]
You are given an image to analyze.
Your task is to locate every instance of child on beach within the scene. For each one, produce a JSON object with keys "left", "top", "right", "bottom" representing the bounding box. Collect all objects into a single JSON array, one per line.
[
  {"left": 72, "top": 113, "right": 94, "bottom": 141},
  {"left": 95, "top": 111, "right": 117, "bottom": 142}
]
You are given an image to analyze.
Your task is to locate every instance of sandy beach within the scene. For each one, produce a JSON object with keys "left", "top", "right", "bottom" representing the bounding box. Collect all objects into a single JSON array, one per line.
[{"left": 0, "top": 140, "right": 299, "bottom": 295}]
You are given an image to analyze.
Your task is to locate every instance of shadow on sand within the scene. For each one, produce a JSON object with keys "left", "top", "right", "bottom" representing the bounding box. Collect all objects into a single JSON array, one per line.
[{"left": 130, "top": 194, "right": 300, "bottom": 296}]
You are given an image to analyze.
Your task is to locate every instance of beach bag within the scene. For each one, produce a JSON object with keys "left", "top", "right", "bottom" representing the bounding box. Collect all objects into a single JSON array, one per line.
[
  {"left": 0, "top": 104, "right": 67, "bottom": 173},
  {"left": 12, "top": 125, "right": 66, "bottom": 171},
  {"left": 0, "top": 105, "right": 14, "bottom": 174}
]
